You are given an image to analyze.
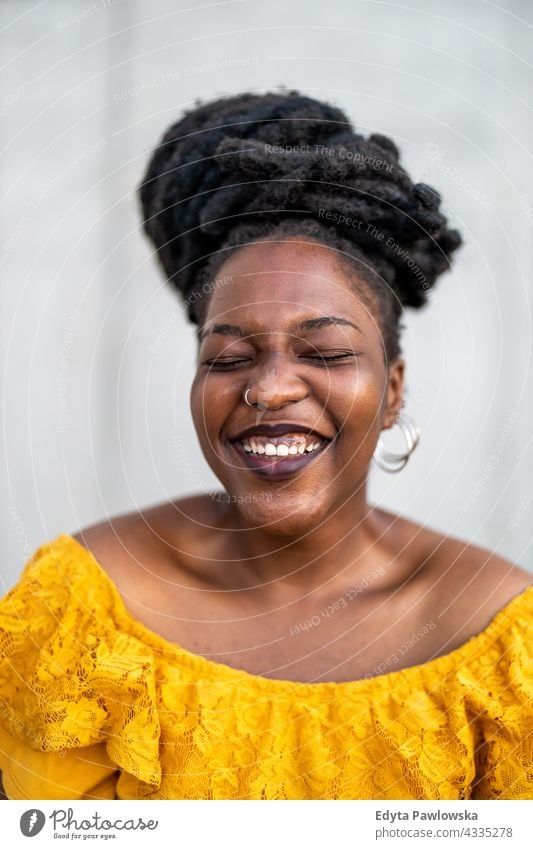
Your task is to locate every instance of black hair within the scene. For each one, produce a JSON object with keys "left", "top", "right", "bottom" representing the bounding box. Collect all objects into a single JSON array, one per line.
[{"left": 138, "top": 88, "right": 462, "bottom": 362}]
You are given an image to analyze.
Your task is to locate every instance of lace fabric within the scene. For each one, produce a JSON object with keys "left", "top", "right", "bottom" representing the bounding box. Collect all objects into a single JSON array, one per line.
[{"left": 0, "top": 534, "right": 531, "bottom": 800}]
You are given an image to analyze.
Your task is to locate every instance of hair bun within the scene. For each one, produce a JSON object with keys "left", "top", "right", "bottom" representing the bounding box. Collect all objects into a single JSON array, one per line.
[
  {"left": 368, "top": 133, "right": 400, "bottom": 159},
  {"left": 139, "top": 89, "right": 462, "bottom": 318},
  {"left": 412, "top": 182, "right": 442, "bottom": 211}
]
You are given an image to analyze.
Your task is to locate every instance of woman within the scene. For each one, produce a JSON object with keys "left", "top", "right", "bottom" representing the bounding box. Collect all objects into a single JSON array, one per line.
[{"left": 0, "top": 90, "right": 531, "bottom": 801}]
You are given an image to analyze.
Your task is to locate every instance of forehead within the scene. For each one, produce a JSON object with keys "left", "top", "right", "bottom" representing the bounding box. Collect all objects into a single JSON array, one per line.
[{"left": 203, "top": 238, "right": 378, "bottom": 324}]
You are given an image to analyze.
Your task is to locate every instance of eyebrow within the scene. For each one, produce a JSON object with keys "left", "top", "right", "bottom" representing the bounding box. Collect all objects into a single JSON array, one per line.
[{"left": 197, "top": 315, "right": 363, "bottom": 343}]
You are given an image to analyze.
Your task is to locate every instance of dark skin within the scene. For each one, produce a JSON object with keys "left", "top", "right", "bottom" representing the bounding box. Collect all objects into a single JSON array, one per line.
[
  {"left": 68, "top": 237, "right": 530, "bottom": 685},
  {"left": 2, "top": 238, "right": 528, "bottom": 798}
]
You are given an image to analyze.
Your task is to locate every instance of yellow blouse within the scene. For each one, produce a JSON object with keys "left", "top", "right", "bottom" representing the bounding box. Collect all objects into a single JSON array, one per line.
[{"left": 0, "top": 534, "right": 531, "bottom": 800}]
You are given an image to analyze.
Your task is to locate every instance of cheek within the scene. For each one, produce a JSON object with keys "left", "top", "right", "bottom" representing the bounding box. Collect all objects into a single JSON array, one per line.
[
  {"left": 322, "top": 364, "right": 385, "bottom": 428},
  {"left": 190, "top": 373, "right": 210, "bottom": 442},
  {"left": 190, "top": 372, "right": 235, "bottom": 442}
]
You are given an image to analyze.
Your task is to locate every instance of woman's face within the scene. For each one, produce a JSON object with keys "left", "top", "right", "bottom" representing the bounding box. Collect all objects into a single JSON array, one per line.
[{"left": 190, "top": 238, "right": 404, "bottom": 536}]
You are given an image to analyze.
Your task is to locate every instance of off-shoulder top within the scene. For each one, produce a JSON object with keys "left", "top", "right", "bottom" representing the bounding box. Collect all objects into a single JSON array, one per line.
[{"left": 0, "top": 534, "right": 531, "bottom": 800}]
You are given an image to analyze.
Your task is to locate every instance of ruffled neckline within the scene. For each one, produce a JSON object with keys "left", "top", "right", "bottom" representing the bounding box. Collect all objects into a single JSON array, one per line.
[{"left": 56, "top": 533, "right": 532, "bottom": 698}]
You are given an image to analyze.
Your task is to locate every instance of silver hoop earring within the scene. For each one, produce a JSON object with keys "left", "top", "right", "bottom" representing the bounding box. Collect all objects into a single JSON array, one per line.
[
  {"left": 243, "top": 388, "right": 254, "bottom": 407},
  {"left": 373, "top": 412, "right": 421, "bottom": 473}
]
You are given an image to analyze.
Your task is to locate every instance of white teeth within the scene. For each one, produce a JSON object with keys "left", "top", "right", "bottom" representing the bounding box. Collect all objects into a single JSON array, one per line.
[{"left": 239, "top": 435, "right": 325, "bottom": 456}]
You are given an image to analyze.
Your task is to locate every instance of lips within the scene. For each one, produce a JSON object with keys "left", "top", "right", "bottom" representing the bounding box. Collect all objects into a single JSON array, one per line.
[
  {"left": 229, "top": 421, "right": 333, "bottom": 443},
  {"left": 225, "top": 421, "right": 335, "bottom": 481},
  {"left": 230, "top": 439, "right": 330, "bottom": 480},
  {"left": 227, "top": 423, "right": 334, "bottom": 481}
]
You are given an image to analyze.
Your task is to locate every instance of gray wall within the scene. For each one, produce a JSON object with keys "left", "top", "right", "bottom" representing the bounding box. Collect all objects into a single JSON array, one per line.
[{"left": 2, "top": 0, "right": 532, "bottom": 588}]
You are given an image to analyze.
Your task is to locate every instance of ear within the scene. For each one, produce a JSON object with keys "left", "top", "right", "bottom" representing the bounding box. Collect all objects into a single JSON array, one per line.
[{"left": 382, "top": 357, "right": 405, "bottom": 430}]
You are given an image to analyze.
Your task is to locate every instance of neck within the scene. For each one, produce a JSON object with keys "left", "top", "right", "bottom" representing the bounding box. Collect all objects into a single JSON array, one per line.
[{"left": 219, "top": 487, "right": 389, "bottom": 597}]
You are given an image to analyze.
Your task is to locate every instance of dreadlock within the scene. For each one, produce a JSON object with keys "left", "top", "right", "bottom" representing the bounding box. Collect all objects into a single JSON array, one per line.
[{"left": 138, "top": 88, "right": 462, "bottom": 361}]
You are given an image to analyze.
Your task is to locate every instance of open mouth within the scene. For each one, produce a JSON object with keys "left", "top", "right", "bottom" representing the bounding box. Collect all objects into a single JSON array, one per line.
[{"left": 229, "top": 431, "right": 332, "bottom": 480}]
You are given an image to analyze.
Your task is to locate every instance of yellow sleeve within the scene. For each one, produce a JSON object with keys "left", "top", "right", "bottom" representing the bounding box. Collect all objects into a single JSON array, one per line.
[
  {"left": 0, "top": 536, "right": 162, "bottom": 800},
  {"left": 468, "top": 589, "right": 533, "bottom": 799},
  {"left": 0, "top": 725, "right": 119, "bottom": 800}
]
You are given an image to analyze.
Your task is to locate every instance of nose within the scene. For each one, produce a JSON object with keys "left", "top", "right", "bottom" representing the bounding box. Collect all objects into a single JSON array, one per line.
[{"left": 246, "top": 362, "right": 309, "bottom": 411}]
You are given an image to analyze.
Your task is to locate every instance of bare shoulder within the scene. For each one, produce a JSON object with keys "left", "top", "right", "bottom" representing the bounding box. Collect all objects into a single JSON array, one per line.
[
  {"left": 428, "top": 532, "right": 530, "bottom": 596},
  {"left": 420, "top": 526, "right": 530, "bottom": 640},
  {"left": 374, "top": 506, "right": 531, "bottom": 642},
  {"left": 70, "top": 493, "right": 226, "bottom": 585}
]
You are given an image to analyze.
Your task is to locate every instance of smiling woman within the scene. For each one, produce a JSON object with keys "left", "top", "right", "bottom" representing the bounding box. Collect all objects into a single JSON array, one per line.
[
  {"left": 0, "top": 89, "right": 531, "bottom": 801},
  {"left": 190, "top": 239, "right": 402, "bottom": 525}
]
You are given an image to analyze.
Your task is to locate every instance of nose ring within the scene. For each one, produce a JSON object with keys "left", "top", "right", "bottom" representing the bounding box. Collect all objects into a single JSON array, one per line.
[{"left": 244, "top": 387, "right": 254, "bottom": 407}]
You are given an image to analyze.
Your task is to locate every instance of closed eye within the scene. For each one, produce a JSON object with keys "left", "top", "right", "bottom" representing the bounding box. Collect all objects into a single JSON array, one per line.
[
  {"left": 203, "top": 352, "right": 359, "bottom": 370},
  {"left": 204, "top": 358, "right": 252, "bottom": 370},
  {"left": 301, "top": 352, "right": 358, "bottom": 364}
]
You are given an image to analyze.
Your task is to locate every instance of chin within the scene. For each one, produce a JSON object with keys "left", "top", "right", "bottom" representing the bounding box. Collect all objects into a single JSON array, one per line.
[{"left": 223, "top": 484, "right": 333, "bottom": 538}]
